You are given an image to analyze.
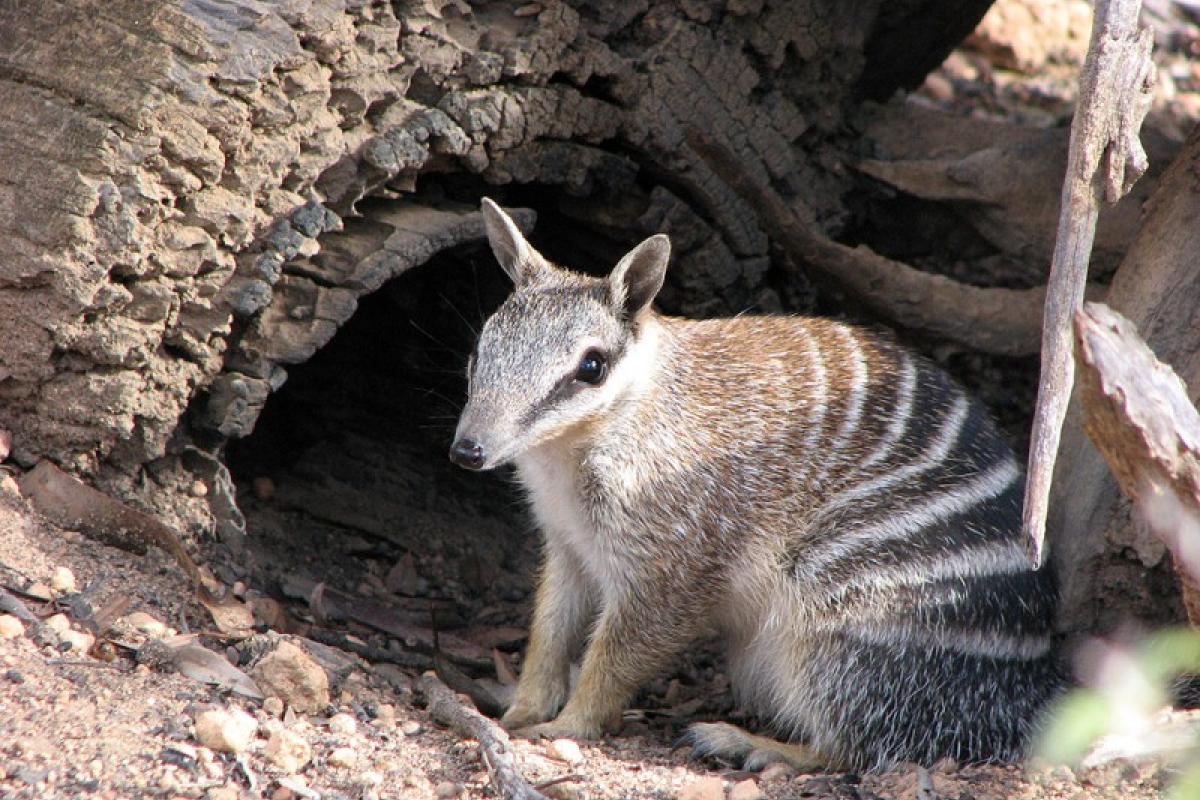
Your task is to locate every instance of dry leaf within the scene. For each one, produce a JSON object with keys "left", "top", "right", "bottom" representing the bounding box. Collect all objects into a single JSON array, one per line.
[{"left": 172, "top": 643, "right": 264, "bottom": 700}]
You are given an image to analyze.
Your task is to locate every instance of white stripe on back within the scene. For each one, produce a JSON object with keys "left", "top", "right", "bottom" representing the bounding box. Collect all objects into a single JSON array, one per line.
[
  {"left": 810, "top": 326, "right": 868, "bottom": 483},
  {"left": 804, "top": 457, "right": 1020, "bottom": 575},
  {"left": 860, "top": 352, "right": 916, "bottom": 471}
]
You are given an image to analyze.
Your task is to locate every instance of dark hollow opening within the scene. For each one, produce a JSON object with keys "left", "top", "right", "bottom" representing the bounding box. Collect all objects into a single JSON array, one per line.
[
  {"left": 223, "top": 186, "right": 738, "bottom": 738},
  {"left": 226, "top": 215, "right": 534, "bottom": 614}
]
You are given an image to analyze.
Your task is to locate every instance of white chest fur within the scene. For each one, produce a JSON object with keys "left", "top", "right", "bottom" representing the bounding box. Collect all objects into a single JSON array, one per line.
[{"left": 517, "top": 442, "right": 630, "bottom": 605}]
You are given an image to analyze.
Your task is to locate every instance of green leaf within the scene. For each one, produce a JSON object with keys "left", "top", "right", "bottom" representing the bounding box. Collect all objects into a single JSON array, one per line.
[{"left": 1034, "top": 689, "right": 1111, "bottom": 764}]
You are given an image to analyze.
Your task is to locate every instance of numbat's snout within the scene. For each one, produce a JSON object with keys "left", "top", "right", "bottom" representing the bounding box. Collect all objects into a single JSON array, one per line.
[{"left": 450, "top": 197, "right": 1064, "bottom": 772}]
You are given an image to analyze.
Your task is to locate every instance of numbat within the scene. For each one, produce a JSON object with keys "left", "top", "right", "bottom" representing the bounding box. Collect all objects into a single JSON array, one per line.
[{"left": 450, "top": 198, "right": 1064, "bottom": 771}]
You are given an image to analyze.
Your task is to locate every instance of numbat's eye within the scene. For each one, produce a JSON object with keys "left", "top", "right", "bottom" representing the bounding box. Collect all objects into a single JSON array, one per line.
[{"left": 575, "top": 349, "right": 608, "bottom": 386}]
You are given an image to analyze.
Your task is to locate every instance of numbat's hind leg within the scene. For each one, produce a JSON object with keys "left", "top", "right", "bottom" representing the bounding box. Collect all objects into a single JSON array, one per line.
[{"left": 682, "top": 722, "right": 832, "bottom": 772}]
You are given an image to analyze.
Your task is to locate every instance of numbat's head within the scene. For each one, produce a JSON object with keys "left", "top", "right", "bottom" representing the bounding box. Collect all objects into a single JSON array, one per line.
[{"left": 449, "top": 198, "right": 670, "bottom": 471}]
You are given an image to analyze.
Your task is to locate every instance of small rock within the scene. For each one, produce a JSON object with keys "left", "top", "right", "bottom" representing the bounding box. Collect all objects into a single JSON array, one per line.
[
  {"left": 190, "top": 480, "right": 209, "bottom": 498},
  {"left": 24, "top": 582, "right": 52, "bottom": 601},
  {"left": 359, "top": 770, "right": 384, "bottom": 788},
  {"left": 401, "top": 720, "right": 422, "bottom": 736},
  {"left": 759, "top": 762, "right": 795, "bottom": 783},
  {"left": 0, "top": 428, "right": 11, "bottom": 461},
  {"left": 206, "top": 786, "right": 241, "bottom": 800},
  {"left": 43, "top": 614, "right": 71, "bottom": 634},
  {"left": 544, "top": 782, "right": 580, "bottom": 800},
  {"left": 59, "top": 629, "right": 94, "bottom": 654},
  {"left": 327, "top": 746, "right": 357, "bottom": 768},
  {"left": 125, "top": 611, "right": 169, "bottom": 638},
  {"left": 263, "top": 696, "right": 285, "bottom": 718},
  {"left": 514, "top": 2, "right": 542, "bottom": 16},
  {"left": 251, "top": 641, "right": 330, "bottom": 714},
  {"left": 729, "top": 778, "right": 763, "bottom": 800},
  {"left": 194, "top": 708, "right": 259, "bottom": 754},
  {"left": 678, "top": 776, "right": 725, "bottom": 800},
  {"left": 264, "top": 729, "right": 311, "bottom": 773},
  {"left": 251, "top": 597, "right": 287, "bottom": 630},
  {"left": 435, "top": 780, "right": 463, "bottom": 798},
  {"left": 50, "top": 567, "right": 77, "bottom": 595},
  {"left": 547, "top": 738, "right": 585, "bottom": 766},
  {"left": 328, "top": 712, "right": 357, "bottom": 735},
  {"left": 0, "top": 615, "right": 24, "bottom": 639},
  {"left": 0, "top": 473, "right": 19, "bottom": 496},
  {"left": 371, "top": 703, "right": 397, "bottom": 727}
]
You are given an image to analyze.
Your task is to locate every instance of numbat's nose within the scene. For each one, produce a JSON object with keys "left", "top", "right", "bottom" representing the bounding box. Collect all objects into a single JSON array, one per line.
[{"left": 449, "top": 438, "right": 486, "bottom": 470}]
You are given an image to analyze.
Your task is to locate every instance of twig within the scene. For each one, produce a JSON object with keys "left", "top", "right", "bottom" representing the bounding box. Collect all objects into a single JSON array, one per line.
[
  {"left": 16, "top": 460, "right": 221, "bottom": 601},
  {"left": 418, "top": 672, "right": 551, "bottom": 800},
  {"left": 304, "top": 627, "right": 436, "bottom": 671},
  {"left": 685, "top": 129, "right": 1071, "bottom": 357},
  {"left": 533, "top": 774, "right": 584, "bottom": 791},
  {"left": 1022, "top": 0, "right": 1156, "bottom": 564},
  {"left": 1073, "top": 302, "right": 1200, "bottom": 623},
  {"left": 47, "top": 658, "right": 131, "bottom": 671},
  {"left": 0, "top": 585, "right": 41, "bottom": 626}
]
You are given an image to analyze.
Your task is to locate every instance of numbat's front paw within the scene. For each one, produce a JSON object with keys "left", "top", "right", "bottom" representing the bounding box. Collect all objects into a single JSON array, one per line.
[
  {"left": 510, "top": 714, "right": 609, "bottom": 741},
  {"left": 499, "top": 703, "right": 556, "bottom": 731}
]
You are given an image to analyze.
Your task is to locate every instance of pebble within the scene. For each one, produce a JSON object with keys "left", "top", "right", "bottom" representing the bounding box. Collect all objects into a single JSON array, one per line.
[
  {"left": 50, "top": 567, "right": 77, "bottom": 595},
  {"left": 328, "top": 712, "right": 357, "bottom": 735},
  {"left": 544, "top": 782, "right": 580, "bottom": 800},
  {"left": 124, "top": 611, "right": 169, "bottom": 639},
  {"left": 59, "top": 629, "right": 95, "bottom": 654},
  {"left": 264, "top": 729, "right": 311, "bottom": 773},
  {"left": 729, "top": 778, "right": 763, "bottom": 800},
  {"left": 547, "top": 738, "right": 585, "bottom": 766},
  {"left": 0, "top": 614, "right": 24, "bottom": 639},
  {"left": 251, "top": 641, "right": 330, "bottom": 714},
  {"left": 43, "top": 614, "right": 71, "bottom": 635},
  {"left": 0, "top": 428, "right": 11, "bottom": 461},
  {"left": 24, "top": 582, "right": 52, "bottom": 601},
  {"left": 194, "top": 708, "right": 258, "bottom": 754},
  {"left": 371, "top": 703, "right": 397, "bottom": 727},
  {"left": 206, "top": 786, "right": 241, "bottom": 800},
  {"left": 759, "top": 762, "right": 795, "bottom": 783},
  {"left": 435, "top": 780, "right": 463, "bottom": 798},
  {"left": 677, "top": 776, "right": 726, "bottom": 800},
  {"left": 401, "top": 720, "right": 422, "bottom": 736},
  {"left": 0, "top": 474, "right": 19, "bottom": 496},
  {"left": 327, "top": 746, "right": 357, "bottom": 768},
  {"left": 263, "top": 696, "right": 285, "bottom": 717}
]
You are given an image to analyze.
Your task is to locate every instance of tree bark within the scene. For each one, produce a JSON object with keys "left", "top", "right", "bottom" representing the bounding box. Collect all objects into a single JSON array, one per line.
[{"left": 1051, "top": 125, "right": 1200, "bottom": 633}]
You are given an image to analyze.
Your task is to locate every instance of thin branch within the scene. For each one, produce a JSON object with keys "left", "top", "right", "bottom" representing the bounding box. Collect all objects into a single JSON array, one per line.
[
  {"left": 685, "top": 129, "right": 1086, "bottom": 357},
  {"left": 418, "top": 673, "right": 551, "bottom": 800},
  {"left": 1022, "top": 0, "right": 1156, "bottom": 564}
]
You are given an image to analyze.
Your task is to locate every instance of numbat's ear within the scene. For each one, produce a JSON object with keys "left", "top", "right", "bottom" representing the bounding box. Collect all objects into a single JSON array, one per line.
[
  {"left": 480, "top": 198, "right": 547, "bottom": 286},
  {"left": 609, "top": 234, "right": 670, "bottom": 319}
]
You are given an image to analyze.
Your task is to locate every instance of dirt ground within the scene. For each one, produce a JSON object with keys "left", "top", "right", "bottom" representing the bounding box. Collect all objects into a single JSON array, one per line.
[
  {"left": 0, "top": 490, "right": 1180, "bottom": 800},
  {"left": 4, "top": 1, "right": 1200, "bottom": 799}
]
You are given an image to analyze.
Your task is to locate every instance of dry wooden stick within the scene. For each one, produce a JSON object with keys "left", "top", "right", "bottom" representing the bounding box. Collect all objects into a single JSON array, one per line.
[
  {"left": 418, "top": 672, "right": 551, "bottom": 800},
  {"left": 1022, "top": 0, "right": 1155, "bottom": 564},
  {"left": 685, "top": 129, "right": 1080, "bottom": 357},
  {"left": 1074, "top": 302, "right": 1200, "bottom": 623}
]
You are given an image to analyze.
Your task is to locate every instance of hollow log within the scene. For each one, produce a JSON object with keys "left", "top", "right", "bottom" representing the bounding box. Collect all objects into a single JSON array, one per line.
[{"left": 0, "top": 0, "right": 993, "bottom": 522}]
